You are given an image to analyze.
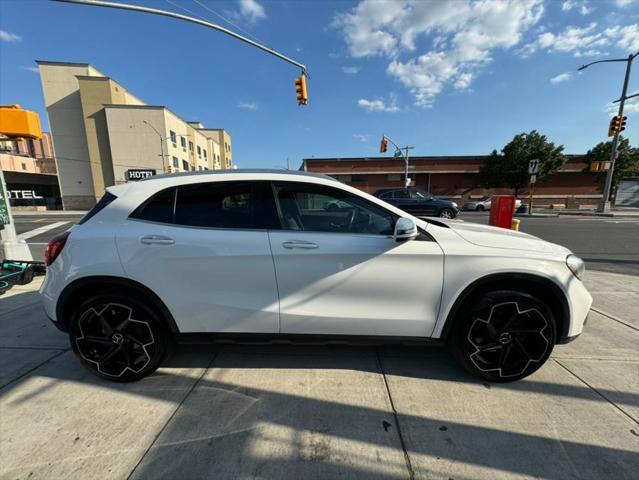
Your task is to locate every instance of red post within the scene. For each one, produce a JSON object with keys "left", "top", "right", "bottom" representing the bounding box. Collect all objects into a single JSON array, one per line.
[{"left": 488, "top": 195, "right": 516, "bottom": 229}]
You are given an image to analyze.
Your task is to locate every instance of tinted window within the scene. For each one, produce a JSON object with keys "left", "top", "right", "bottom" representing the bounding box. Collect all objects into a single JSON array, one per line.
[
  {"left": 273, "top": 182, "right": 394, "bottom": 235},
  {"left": 174, "top": 182, "right": 257, "bottom": 229},
  {"left": 130, "top": 188, "right": 175, "bottom": 224},
  {"left": 394, "top": 189, "right": 410, "bottom": 199},
  {"left": 409, "top": 189, "right": 428, "bottom": 200},
  {"left": 379, "top": 191, "right": 393, "bottom": 199},
  {"left": 79, "top": 192, "right": 117, "bottom": 225}
]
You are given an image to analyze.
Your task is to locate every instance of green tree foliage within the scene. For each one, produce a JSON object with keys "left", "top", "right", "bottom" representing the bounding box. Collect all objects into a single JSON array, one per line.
[
  {"left": 583, "top": 136, "right": 639, "bottom": 194},
  {"left": 480, "top": 131, "right": 566, "bottom": 195}
]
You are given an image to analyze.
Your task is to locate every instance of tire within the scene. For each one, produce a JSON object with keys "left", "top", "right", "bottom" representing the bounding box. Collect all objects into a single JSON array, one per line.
[
  {"left": 69, "top": 293, "right": 171, "bottom": 382},
  {"left": 439, "top": 208, "right": 456, "bottom": 219},
  {"left": 449, "top": 290, "right": 556, "bottom": 382},
  {"left": 476, "top": 205, "right": 485, "bottom": 211}
]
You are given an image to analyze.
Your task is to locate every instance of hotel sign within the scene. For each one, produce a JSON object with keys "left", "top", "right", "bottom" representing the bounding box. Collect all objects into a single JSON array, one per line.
[{"left": 126, "top": 169, "right": 157, "bottom": 181}]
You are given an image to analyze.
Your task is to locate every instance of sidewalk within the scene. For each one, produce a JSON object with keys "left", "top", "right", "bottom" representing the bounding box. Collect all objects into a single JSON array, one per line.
[{"left": 1, "top": 271, "right": 638, "bottom": 479}]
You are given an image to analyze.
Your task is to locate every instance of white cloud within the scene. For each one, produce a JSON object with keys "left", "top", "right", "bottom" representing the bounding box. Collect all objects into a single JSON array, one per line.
[
  {"left": 606, "top": 24, "right": 639, "bottom": 51},
  {"left": 335, "top": 0, "right": 544, "bottom": 107},
  {"left": 357, "top": 97, "right": 400, "bottom": 112},
  {"left": 0, "top": 30, "right": 21, "bottom": 42},
  {"left": 238, "top": 102, "right": 258, "bottom": 110},
  {"left": 561, "top": 1, "right": 593, "bottom": 15},
  {"left": 20, "top": 66, "right": 39, "bottom": 73},
  {"left": 614, "top": 0, "right": 637, "bottom": 7},
  {"left": 238, "top": 0, "right": 265, "bottom": 23},
  {"left": 550, "top": 72, "right": 572, "bottom": 84},
  {"left": 523, "top": 21, "right": 639, "bottom": 58},
  {"left": 352, "top": 133, "right": 370, "bottom": 142},
  {"left": 342, "top": 66, "right": 359, "bottom": 74}
]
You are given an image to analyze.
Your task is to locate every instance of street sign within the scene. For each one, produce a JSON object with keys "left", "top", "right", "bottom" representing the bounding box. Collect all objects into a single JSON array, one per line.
[
  {"left": 530, "top": 174, "right": 537, "bottom": 184},
  {"left": 126, "top": 169, "right": 156, "bottom": 181},
  {"left": 528, "top": 159, "right": 540, "bottom": 175},
  {"left": 393, "top": 150, "right": 403, "bottom": 158}
]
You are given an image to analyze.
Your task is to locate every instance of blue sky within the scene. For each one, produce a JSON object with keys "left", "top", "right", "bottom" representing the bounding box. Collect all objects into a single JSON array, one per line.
[{"left": 1, "top": 0, "right": 638, "bottom": 169}]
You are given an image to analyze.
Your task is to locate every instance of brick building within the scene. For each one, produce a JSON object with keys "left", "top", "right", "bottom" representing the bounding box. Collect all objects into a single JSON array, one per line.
[{"left": 302, "top": 155, "right": 603, "bottom": 207}]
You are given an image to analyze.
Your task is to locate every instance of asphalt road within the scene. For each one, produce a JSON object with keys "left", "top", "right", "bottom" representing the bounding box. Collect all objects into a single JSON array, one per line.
[{"left": 8, "top": 211, "right": 639, "bottom": 275}]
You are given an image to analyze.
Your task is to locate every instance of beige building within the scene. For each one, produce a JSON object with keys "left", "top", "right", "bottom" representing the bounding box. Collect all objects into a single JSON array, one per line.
[{"left": 37, "top": 61, "right": 232, "bottom": 209}]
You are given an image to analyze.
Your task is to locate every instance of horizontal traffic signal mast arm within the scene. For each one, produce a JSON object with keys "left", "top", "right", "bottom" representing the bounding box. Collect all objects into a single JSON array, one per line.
[{"left": 51, "top": 0, "right": 306, "bottom": 72}]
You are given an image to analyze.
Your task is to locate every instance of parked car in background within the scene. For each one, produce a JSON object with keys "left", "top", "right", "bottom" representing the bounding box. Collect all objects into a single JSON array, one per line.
[
  {"left": 463, "top": 196, "right": 522, "bottom": 211},
  {"left": 374, "top": 187, "right": 459, "bottom": 218}
]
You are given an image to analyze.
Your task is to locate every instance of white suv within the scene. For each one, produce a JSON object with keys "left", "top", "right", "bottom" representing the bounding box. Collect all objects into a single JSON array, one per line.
[{"left": 41, "top": 170, "right": 591, "bottom": 382}]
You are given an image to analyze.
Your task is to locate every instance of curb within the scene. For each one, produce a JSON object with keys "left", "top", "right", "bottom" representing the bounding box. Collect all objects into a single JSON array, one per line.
[{"left": 12, "top": 211, "right": 87, "bottom": 216}]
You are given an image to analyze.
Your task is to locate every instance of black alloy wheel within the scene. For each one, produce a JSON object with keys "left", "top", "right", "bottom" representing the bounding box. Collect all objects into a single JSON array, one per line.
[
  {"left": 450, "top": 290, "right": 556, "bottom": 382},
  {"left": 69, "top": 294, "right": 170, "bottom": 381}
]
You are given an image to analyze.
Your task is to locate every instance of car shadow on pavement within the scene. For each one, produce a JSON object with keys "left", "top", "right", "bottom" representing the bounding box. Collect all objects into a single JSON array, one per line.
[{"left": 2, "top": 291, "right": 639, "bottom": 479}]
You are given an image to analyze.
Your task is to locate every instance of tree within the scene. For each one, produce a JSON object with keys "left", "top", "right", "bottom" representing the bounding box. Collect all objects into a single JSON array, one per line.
[
  {"left": 583, "top": 136, "right": 639, "bottom": 199},
  {"left": 480, "top": 131, "right": 566, "bottom": 196}
]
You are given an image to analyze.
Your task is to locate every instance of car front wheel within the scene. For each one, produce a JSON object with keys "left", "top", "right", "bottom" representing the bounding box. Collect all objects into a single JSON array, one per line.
[
  {"left": 69, "top": 294, "right": 170, "bottom": 382},
  {"left": 450, "top": 290, "right": 556, "bottom": 382}
]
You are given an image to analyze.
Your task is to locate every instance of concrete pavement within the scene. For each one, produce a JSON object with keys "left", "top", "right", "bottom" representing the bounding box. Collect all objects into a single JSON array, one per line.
[{"left": 1, "top": 272, "right": 638, "bottom": 479}]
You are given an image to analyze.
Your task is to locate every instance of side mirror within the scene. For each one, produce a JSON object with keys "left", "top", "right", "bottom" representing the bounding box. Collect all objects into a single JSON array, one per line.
[{"left": 394, "top": 217, "right": 418, "bottom": 241}]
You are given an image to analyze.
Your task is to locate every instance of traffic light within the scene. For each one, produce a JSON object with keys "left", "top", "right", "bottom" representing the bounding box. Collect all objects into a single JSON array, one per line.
[
  {"left": 295, "top": 74, "right": 308, "bottom": 106},
  {"left": 608, "top": 115, "right": 628, "bottom": 136},
  {"left": 380, "top": 137, "right": 388, "bottom": 153},
  {"left": 590, "top": 162, "right": 601, "bottom": 172},
  {"left": 166, "top": 165, "right": 174, "bottom": 173}
]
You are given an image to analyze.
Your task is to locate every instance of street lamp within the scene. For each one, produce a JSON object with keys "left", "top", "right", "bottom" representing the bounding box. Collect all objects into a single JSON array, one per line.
[
  {"left": 578, "top": 51, "right": 639, "bottom": 213},
  {"left": 381, "top": 134, "right": 414, "bottom": 187},
  {"left": 139, "top": 121, "right": 187, "bottom": 173}
]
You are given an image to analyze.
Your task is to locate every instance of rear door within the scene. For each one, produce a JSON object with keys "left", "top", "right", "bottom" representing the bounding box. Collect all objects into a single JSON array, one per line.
[
  {"left": 268, "top": 181, "right": 444, "bottom": 337},
  {"left": 116, "top": 181, "right": 280, "bottom": 333}
]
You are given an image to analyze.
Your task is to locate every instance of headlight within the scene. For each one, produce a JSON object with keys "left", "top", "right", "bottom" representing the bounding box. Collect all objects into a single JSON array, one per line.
[
  {"left": 566, "top": 254, "right": 585, "bottom": 280},
  {"left": 452, "top": 202, "right": 458, "bottom": 208}
]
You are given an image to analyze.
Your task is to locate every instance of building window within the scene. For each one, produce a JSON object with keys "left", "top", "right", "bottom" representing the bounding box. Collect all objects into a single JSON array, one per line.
[
  {"left": 190, "top": 163, "right": 195, "bottom": 171},
  {"left": 197, "top": 146, "right": 201, "bottom": 157},
  {"left": 172, "top": 156, "right": 178, "bottom": 168},
  {"left": 351, "top": 174, "right": 367, "bottom": 183},
  {"left": 170, "top": 131, "right": 177, "bottom": 145},
  {"left": 387, "top": 174, "right": 401, "bottom": 182},
  {"left": 21, "top": 162, "right": 28, "bottom": 171},
  {"left": 198, "top": 166, "right": 203, "bottom": 171},
  {"left": 181, "top": 137, "right": 186, "bottom": 149},
  {"left": 182, "top": 160, "right": 189, "bottom": 171},
  {"left": 333, "top": 175, "right": 352, "bottom": 182},
  {"left": 189, "top": 141, "right": 194, "bottom": 152},
  {"left": 203, "top": 150, "right": 207, "bottom": 159}
]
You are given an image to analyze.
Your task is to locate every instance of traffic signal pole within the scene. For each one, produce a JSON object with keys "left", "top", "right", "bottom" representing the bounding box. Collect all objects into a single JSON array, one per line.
[
  {"left": 578, "top": 51, "right": 638, "bottom": 213},
  {"left": 381, "top": 135, "right": 414, "bottom": 187}
]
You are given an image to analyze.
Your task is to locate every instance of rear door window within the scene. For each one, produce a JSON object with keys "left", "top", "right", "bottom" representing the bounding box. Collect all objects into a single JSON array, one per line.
[
  {"left": 79, "top": 192, "right": 117, "bottom": 225},
  {"left": 174, "top": 181, "right": 278, "bottom": 229}
]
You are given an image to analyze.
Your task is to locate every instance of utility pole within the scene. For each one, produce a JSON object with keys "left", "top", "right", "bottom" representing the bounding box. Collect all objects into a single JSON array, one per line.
[
  {"left": 578, "top": 51, "right": 639, "bottom": 213},
  {"left": 142, "top": 121, "right": 167, "bottom": 172}
]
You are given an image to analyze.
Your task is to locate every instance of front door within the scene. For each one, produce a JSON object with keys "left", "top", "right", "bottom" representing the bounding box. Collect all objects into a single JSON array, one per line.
[
  {"left": 116, "top": 181, "right": 280, "bottom": 333},
  {"left": 268, "top": 181, "right": 444, "bottom": 337}
]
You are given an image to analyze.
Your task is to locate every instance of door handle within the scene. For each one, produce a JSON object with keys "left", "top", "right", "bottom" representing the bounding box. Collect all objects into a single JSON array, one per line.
[
  {"left": 282, "top": 240, "right": 318, "bottom": 250},
  {"left": 141, "top": 235, "right": 175, "bottom": 246}
]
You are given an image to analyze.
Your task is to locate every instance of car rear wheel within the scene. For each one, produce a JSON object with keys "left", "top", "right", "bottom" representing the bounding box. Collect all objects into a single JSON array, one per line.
[
  {"left": 450, "top": 290, "right": 556, "bottom": 382},
  {"left": 69, "top": 294, "right": 170, "bottom": 382},
  {"left": 439, "top": 208, "right": 456, "bottom": 219},
  {"left": 476, "top": 205, "right": 485, "bottom": 211}
]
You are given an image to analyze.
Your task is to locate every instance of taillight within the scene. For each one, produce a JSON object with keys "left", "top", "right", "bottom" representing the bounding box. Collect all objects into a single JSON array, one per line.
[{"left": 45, "top": 231, "right": 70, "bottom": 266}]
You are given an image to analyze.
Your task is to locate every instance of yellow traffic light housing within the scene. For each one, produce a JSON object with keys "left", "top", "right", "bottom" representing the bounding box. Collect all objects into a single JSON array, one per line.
[
  {"left": 166, "top": 165, "right": 174, "bottom": 173},
  {"left": 295, "top": 74, "right": 308, "bottom": 106},
  {"left": 608, "top": 115, "right": 628, "bottom": 136},
  {"left": 380, "top": 137, "right": 388, "bottom": 153},
  {"left": 0, "top": 104, "right": 42, "bottom": 140},
  {"left": 590, "top": 162, "right": 601, "bottom": 172}
]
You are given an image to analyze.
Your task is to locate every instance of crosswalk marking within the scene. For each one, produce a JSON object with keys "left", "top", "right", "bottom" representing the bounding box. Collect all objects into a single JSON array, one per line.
[{"left": 17, "top": 221, "right": 69, "bottom": 240}]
